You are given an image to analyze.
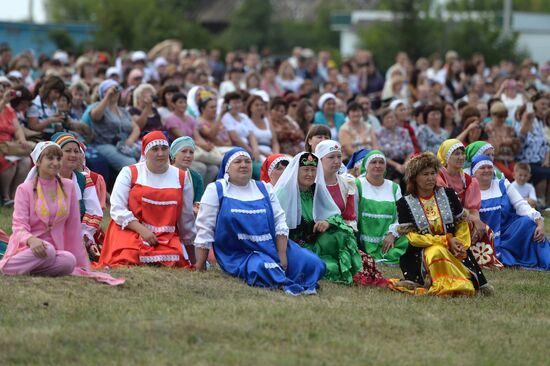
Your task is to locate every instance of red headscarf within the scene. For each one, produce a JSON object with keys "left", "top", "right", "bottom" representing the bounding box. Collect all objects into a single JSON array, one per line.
[
  {"left": 260, "top": 154, "right": 290, "bottom": 183},
  {"left": 141, "top": 131, "right": 168, "bottom": 159}
]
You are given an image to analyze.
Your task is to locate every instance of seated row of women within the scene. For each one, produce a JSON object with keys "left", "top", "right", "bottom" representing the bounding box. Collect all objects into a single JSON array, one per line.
[{"left": 1, "top": 132, "right": 549, "bottom": 297}]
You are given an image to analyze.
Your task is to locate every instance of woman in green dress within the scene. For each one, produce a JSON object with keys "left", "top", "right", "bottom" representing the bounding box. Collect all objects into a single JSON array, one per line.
[
  {"left": 274, "top": 151, "right": 388, "bottom": 287},
  {"left": 355, "top": 150, "right": 408, "bottom": 265}
]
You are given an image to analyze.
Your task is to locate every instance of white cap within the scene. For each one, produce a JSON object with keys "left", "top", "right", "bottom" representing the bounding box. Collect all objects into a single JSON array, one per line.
[
  {"left": 106, "top": 67, "right": 120, "bottom": 77},
  {"left": 7, "top": 70, "right": 23, "bottom": 79},
  {"left": 131, "top": 50, "right": 147, "bottom": 62},
  {"left": 53, "top": 50, "right": 69, "bottom": 64},
  {"left": 251, "top": 89, "right": 270, "bottom": 103},
  {"left": 389, "top": 99, "right": 407, "bottom": 111},
  {"left": 0, "top": 76, "right": 12, "bottom": 86},
  {"left": 154, "top": 57, "right": 168, "bottom": 68}
]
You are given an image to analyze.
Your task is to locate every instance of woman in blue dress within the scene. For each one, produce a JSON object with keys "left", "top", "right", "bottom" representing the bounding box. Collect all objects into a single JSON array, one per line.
[
  {"left": 193, "top": 147, "right": 326, "bottom": 295},
  {"left": 471, "top": 155, "right": 550, "bottom": 270}
]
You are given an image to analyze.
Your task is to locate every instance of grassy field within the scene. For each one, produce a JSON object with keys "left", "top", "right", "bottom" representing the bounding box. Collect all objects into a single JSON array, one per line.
[{"left": 1, "top": 206, "right": 549, "bottom": 366}]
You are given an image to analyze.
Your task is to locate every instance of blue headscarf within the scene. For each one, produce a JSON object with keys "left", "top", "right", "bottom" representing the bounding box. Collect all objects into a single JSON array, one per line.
[
  {"left": 470, "top": 154, "right": 494, "bottom": 176},
  {"left": 346, "top": 148, "right": 369, "bottom": 170},
  {"left": 169, "top": 136, "right": 195, "bottom": 160},
  {"left": 216, "top": 147, "right": 251, "bottom": 180},
  {"left": 98, "top": 79, "right": 119, "bottom": 99}
]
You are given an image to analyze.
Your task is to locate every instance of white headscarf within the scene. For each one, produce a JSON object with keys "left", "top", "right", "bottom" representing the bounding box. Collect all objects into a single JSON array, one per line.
[
  {"left": 318, "top": 93, "right": 337, "bottom": 110},
  {"left": 315, "top": 140, "right": 341, "bottom": 159},
  {"left": 186, "top": 86, "right": 202, "bottom": 117},
  {"left": 25, "top": 141, "right": 61, "bottom": 182},
  {"left": 274, "top": 152, "right": 341, "bottom": 229}
]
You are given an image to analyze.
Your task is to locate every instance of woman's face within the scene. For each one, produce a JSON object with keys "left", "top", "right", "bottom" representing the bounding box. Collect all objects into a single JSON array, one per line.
[
  {"left": 415, "top": 167, "right": 437, "bottom": 194},
  {"left": 57, "top": 96, "right": 70, "bottom": 112},
  {"left": 308, "top": 134, "right": 329, "bottom": 152},
  {"left": 382, "top": 112, "right": 397, "bottom": 129},
  {"left": 467, "top": 123, "right": 482, "bottom": 142},
  {"left": 37, "top": 151, "right": 62, "bottom": 179},
  {"left": 270, "top": 105, "right": 286, "bottom": 121},
  {"left": 139, "top": 90, "right": 154, "bottom": 106},
  {"left": 72, "top": 90, "right": 85, "bottom": 106},
  {"left": 250, "top": 99, "right": 265, "bottom": 117},
  {"left": 426, "top": 110, "right": 442, "bottom": 128},
  {"left": 227, "top": 155, "right": 252, "bottom": 185},
  {"left": 395, "top": 105, "right": 408, "bottom": 121},
  {"left": 47, "top": 89, "right": 61, "bottom": 103},
  {"left": 298, "top": 165, "right": 317, "bottom": 190},
  {"left": 474, "top": 165, "right": 494, "bottom": 187},
  {"left": 323, "top": 99, "right": 336, "bottom": 115},
  {"left": 304, "top": 106, "right": 314, "bottom": 122},
  {"left": 173, "top": 147, "right": 194, "bottom": 170},
  {"left": 447, "top": 148, "right": 465, "bottom": 171},
  {"left": 229, "top": 98, "right": 243, "bottom": 114},
  {"left": 175, "top": 98, "right": 187, "bottom": 114},
  {"left": 444, "top": 104, "right": 455, "bottom": 119},
  {"left": 366, "top": 157, "right": 385, "bottom": 180},
  {"left": 269, "top": 162, "right": 288, "bottom": 186},
  {"left": 321, "top": 151, "right": 342, "bottom": 176},
  {"left": 61, "top": 142, "right": 81, "bottom": 171},
  {"left": 348, "top": 109, "right": 362, "bottom": 124},
  {"left": 202, "top": 100, "right": 217, "bottom": 119},
  {"left": 146, "top": 145, "right": 170, "bottom": 171},
  {"left": 164, "top": 91, "right": 175, "bottom": 106}
]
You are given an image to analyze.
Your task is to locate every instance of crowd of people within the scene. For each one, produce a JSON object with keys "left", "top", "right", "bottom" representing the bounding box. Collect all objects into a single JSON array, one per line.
[{"left": 0, "top": 41, "right": 549, "bottom": 296}]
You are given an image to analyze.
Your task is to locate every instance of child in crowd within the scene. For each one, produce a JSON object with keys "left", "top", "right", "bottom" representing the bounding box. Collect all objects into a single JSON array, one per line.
[{"left": 510, "top": 163, "right": 537, "bottom": 208}]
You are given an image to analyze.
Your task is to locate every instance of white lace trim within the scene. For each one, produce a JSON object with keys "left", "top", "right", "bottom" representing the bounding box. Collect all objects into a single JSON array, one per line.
[
  {"left": 480, "top": 205, "right": 501, "bottom": 213},
  {"left": 237, "top": 233, "right": 273, "bottom": 242},
  {"left": 142, "top": 197, "right": 178, "bottom": 206},
  {"left": 264, "top": 262, "right": 282, "bottom": 269},
  {"left": 493, "top": 231, "right": 500, "bottom": 237},
  {"left": 142, "top": 223, "right": 176, "bottom": 233},
  {"left": 275, "top": 229, "right": 289, "bottom": 237},
  {"left": 139, "top": 254, "right": 179, "bottom": 263},
  {"left": 230, "top": 208, "right": 267, "bottom": 214},
  {"left": 194, "top": 241, "right": 212, "bottom": 250},
  {"left": 362, "top": 212, "right": 394, "bottom": 219},
  {"left": 360, "top": 234, "right": 384, "bottom": 243},
  {"left": 120, "top": 216, "right": 137, "bottom": 230}
]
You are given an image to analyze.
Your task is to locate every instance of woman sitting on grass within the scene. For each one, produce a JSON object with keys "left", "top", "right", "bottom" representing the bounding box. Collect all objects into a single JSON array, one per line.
[
  {"left": 194, "top": 148, "right": 325, "bottom": 295},
  {"left": 393, "top": 152, "right": 491, "bottom": 296},
  {"left": 0, "top": 142, "right": 122, "bottom": 285},
  {"left": 275, "top": 151, "right": 388, "bottom": 287},
  {"left": 97, "top": 131, "right": 195, "bottom": 268},
  {"left": 471, "top": 155, "right": 550, "bottom": 270}
]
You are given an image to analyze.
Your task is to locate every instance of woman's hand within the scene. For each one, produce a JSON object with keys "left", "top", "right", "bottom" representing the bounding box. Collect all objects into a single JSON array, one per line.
[
  {"left": 313, "top": 220, "right": 330, "bottom": 233},
  {"left": 382, "top": 233, "right": 395, "bottom": 253},
  {"left": 138, "top": 227, "right": 159, "bottom": 246},
  {"left": 278, "top": 251, "right": 288, "bottom": 271},
  {"left": 448, "top": 237, "right": 466, "bottom": 259},
  {"left": 27, "top": 237, "right": 47, "bottom": 258},
  {"left": 471, "top": 217, "right": 486, "bottom": 240},
  {"left": 533, "top": 220, "right": 545, "bottom": 243}
]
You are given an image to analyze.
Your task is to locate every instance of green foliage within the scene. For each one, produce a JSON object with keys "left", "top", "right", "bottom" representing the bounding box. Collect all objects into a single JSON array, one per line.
[{"left": 47, "top": 29, "right": 76, "bottom": 52}]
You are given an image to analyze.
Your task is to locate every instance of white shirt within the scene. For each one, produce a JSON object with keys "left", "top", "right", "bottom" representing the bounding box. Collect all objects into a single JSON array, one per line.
[
  {"left": 110, "top": 162, "right": 196, "bottom": 245},
  {"left": 222, "top": 112, "right": 255, "bottom": 145},
  {"left": 510, "top": 181, "right": 537, "bottom": 201},
  {"left": 194, "top": 180, "right": 289, "bottom": 249}
]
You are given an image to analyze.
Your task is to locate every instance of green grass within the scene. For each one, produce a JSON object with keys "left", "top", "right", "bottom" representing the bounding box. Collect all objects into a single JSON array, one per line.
[{"left": 1, "top": 207, "right": 549, "bottom": 365}]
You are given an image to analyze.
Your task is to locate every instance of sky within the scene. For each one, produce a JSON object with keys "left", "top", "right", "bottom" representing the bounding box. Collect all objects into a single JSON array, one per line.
[{"left": 0, "top": 0, "right": 47, "bottom": 23}]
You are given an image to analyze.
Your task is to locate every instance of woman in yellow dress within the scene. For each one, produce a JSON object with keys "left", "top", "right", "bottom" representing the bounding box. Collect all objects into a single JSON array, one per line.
[{"left": 393, "top": 152, "right": 492, "bottom": 296}]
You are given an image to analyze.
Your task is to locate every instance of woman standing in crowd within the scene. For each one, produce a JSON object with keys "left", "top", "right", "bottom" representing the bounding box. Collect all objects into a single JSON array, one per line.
[
  {"left": 0, "top": 142, "right": 122, "bottom": 285},
  {"left": 98, "top": 132, "right": 195, "bottom": 268},
  {"left": 295, "top": 99, "right": 315, "bottom": 137},
  {"left": 376, "top": 108, "right": 414, "bottom": 182},
  {"left": 416, "top": 104, "right": 449, "bottom": 155},
  {"left": 484, "top": 102, "right": 521, "bottom": 181},
  {"left": 472, "top": 155, "right": 550, "bottom": 270},
  {"left": 338, "top": 102, "right": 379, "bottom": 160},
  {"left": 194, "top": 148, "right": 325, "bottom": 295},
  {"left": 498, "top": 79, "right": 524, "bottom": 119},
  {"left": 276, "top": 60, "right": 304, "bottom": 93},
  {"left": 0, "top": 83, "right": 32, "bottom": 206},
  {"left": 394, "top": 152, "right": 490, "bottom": 296},
  {"left": 392, "top": 100, "right": 420, "bottom": 153},
  {"left": 270, "top": 97, "right": 304, "bottom": 156},
  {"left": 50, "top": 132, "right": 103, "bottom": 261},
  {"left": 355, "top": 150, "right": 408, "bottom": 265},
  {"left": 260, "top": 153, "right": 289, "bottom": 186},
  {"left": 314, "top": 93, "right": 345, "bottom": 140},
  {"left": 246, "top": 94, "right": 279, "bottom": 156},
  {"left": 90, "top": 80, "right": 138, "bottom": 171},
  {"left": 275, "top": 151, "right": 388, "bottom": 287},
  {"left": 27, "top": 75, "right": 66, "bottom": 140}
]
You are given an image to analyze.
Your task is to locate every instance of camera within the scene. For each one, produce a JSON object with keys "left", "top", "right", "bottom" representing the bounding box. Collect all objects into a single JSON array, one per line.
[{"left": 9, "top": 90, "right": 22, "bottom": 99}]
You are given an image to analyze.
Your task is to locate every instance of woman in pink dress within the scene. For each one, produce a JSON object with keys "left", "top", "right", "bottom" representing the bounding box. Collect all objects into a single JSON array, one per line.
[{"left": 0, "top": 142, "right": 123, "bottom": 285}]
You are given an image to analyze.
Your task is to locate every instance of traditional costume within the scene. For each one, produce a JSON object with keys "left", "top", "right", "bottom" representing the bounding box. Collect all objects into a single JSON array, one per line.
[
  {"left": 260, "top": 154, "right": 290, "bottom": 185},
  {"left": 473, "top": 156, "right": 550, "bottom": 270},
  {"left": 170, "top": 136, "right": 205, "bottom": 203},
  {"left": 354, "top": 150, "right": 408, "bottom": 264},
  {"left": 0, "top": 142, "right": 123, "bottom": 285},
  {"left": 465, "top": 141, "right": 504, "bottom": 179},
  {"left": 345, "top": 148, "right": 369, "bottom": 177},
  {"left": 194, "top": 148, "right": 325, "bottom": 295},
  {"left": 436, "top": 139, "right": 501, "bottom": 268},
  {"left": 275, "top": 151, "right": 388, "bottom": 287},
  {"left": 97, "top": 132, "right": 195, "bottom": 268},
  {"left": 395, "top": 153, "right": 487, "bottom": 296}
]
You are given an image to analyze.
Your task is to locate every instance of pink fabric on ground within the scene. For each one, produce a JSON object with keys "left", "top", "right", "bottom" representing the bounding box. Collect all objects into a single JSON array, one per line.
[{"left": 2, "top": 243, "right": 76, "bottom": 276}]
